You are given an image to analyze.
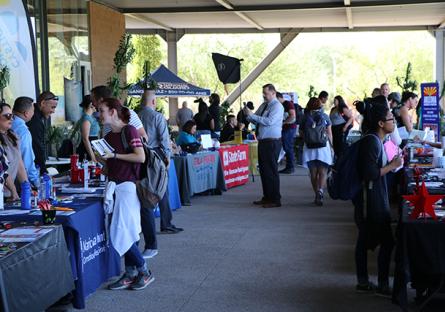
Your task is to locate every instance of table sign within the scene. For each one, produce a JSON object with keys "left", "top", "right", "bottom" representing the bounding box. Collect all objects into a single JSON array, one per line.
[{"left": 421, "top": 82, "right": 440, "bottom": 139}]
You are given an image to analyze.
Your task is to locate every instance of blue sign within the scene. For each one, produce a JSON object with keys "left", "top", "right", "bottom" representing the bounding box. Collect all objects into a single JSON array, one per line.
[{"left": 421, "top": 82, "right": 440, "bottom": 140}]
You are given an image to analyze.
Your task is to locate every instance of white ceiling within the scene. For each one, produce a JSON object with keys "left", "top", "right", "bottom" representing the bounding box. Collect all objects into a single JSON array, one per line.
[{"left": 97, "top": 1, "right": 445, "bottom": 32}]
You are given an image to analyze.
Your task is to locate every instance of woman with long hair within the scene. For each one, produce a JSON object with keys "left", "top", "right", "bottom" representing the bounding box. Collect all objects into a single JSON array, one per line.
[
  {"left": 193, "top": 99, "right": 214, "bottom": 131},
  {"left": 300, "top": 97, "right": 333, "bottom": 206},
  {"left": 98, "top": 98, "right": 154, "bottom": 291},
  {"left": 0, "top": 102, "right": 28, "bottom": 200},
  {"left": 77, "top": 95, "right": 99, "bottom": 162},
  {"left": 394, "top": 91, "right": 418, "bottom": 132},
  {"left": 330, "top": 95, "right": 353, "bottom": 158},
  {"left": 208, "top": 93, "right": 221, "bottom": 132},
  {"left": 353, "top": 97, "right": 402, "bottom": 296}
]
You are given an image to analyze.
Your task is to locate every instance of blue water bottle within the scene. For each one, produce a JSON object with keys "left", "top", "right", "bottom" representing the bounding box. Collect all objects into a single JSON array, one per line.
[
  {"left": 21, "top": 181, "right": 31, "bottom": 210},
  {"left": 43, "top": 174, "right": 51, "bottom": 199}
]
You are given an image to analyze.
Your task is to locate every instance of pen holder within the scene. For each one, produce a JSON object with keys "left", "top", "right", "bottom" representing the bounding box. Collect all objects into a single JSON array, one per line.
[{"left": 41, "top": 210, "right": 56, "bottom": 225}]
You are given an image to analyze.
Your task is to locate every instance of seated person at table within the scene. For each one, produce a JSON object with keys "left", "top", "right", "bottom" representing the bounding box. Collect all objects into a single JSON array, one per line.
[
  {"left": 220, "top": 115, "right": 245, "bottom": 143},
  {"left": 0, "top": 102, "right": 29, "bottom": 200},
  {"left": 176, "top": 120, "right": 201, "bottom": 153},
  {"left": 98, "top": 98, "right": 154, "bottom": 291},
  {"left": 353, "top": 98, "right": 402, "bottom": 296}
]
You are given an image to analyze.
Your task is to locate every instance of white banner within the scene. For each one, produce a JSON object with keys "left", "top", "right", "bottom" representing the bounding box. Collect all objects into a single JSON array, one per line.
[{"left": 0, "top": 0, "right": 37, "bottom": 103}]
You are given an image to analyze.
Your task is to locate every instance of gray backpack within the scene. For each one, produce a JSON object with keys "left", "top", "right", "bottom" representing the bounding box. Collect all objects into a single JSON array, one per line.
[{"left": 121, "top": 126, "right": 168, "bottom": 209}]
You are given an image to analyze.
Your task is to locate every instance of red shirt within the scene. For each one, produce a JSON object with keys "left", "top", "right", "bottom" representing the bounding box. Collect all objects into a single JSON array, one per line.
[
  {"left": 105, "top": 125, "right": 142, "bottom": 183},
  {"left": 282, "top": 101, "right": 297, "bottom": 130}
]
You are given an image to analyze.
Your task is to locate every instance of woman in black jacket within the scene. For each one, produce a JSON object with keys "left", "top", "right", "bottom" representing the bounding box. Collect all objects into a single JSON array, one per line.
[{"left": 354, "top": 96, "right": 402, "bottom": 296}]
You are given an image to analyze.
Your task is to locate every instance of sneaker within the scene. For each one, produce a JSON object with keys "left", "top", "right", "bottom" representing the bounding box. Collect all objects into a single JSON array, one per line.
[
  {"left": 315, "top": 191, "right": 323, "bottom": 206},
  {"left": 356, "top": 281, "right": 377, "bottom": 293},
  {"left": 142, "top": 249, "right": 158, "bottom": 259},
  {"left": 375, "top": 285, "right": 392, "bottom": 298},
  {"left": 130, "top": 270, "right": 155, "bottom": 291},
  {"left": 108, "top": 273, "right": 137, "bottom": 290}
]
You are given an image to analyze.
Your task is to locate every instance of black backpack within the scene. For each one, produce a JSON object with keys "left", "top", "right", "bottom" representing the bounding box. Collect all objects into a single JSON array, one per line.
[
  {"left": 303, "top": 111, "right": 327, "bottom": 148},
  {"left": 121, "top": 126, "right": 168, "bottom": 209}
]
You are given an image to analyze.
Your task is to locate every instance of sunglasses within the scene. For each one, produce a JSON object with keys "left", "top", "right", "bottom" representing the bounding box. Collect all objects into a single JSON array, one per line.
[
  {"left": 1, "top": 113, "right": 14, "bottom": 120},
  {"left": 383, "top": 118, "right": 394, "bottom": 122},
  {"left": 45, "top": 96, "right": 59, "bottom": 101}
]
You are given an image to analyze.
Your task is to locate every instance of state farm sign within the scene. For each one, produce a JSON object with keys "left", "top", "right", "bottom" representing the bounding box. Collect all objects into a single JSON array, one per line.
[{"left": 219, "top": 144, "right": 250, "bottom": 189}]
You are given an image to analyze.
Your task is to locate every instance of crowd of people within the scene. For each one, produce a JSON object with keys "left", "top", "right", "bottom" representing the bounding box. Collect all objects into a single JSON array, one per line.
[
  {"left": 2, "top": 78, "right": 420, "bottom": 298},
  {"left": 2, "top": 85, "right": 186, "bottom": 291}
]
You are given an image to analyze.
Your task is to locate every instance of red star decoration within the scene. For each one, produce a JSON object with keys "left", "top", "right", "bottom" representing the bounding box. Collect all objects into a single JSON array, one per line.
[{"left": 403, "top": 181, "right": 443, "bottom": 221}]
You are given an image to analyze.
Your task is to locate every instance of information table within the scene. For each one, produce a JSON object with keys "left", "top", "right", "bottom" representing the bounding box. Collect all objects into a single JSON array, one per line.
[
  {"left": 0, "top": 196, "right": 120, "bottom": 309},
  {"left": 393, "top": 167, "right": 445, "bottom": 310},
  {"left": 218, "top": 144, "right": 249, "bottom": 189},
  {"left": 172, "top": 151, "right": 226, "bottom": 205},
  {"left": 0, "top": 225, "right": 74, "bottom": 312}
]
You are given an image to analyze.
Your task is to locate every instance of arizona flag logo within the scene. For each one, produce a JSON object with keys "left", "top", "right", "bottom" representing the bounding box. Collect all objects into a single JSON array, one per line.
[{"left": 423, "top": 86, "right": 437, "bottom": 97}]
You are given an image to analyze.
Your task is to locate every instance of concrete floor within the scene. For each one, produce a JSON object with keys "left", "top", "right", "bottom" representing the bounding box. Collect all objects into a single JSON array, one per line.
[{"left": 78, "top": 168, "right": 407, "bottom": 312}]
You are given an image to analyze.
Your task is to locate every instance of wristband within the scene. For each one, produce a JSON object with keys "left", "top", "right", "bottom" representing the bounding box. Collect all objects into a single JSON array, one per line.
[{"left": 113, "top": 152, "right": 117, "bottom": 159}]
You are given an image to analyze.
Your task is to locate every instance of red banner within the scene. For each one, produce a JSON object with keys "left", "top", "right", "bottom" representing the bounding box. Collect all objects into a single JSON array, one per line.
[{"left": 219, "top": 144, "right": 249, "bottom": 189}]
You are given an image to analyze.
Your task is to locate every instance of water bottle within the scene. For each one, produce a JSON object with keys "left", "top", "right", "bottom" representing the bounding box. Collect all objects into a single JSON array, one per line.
[
  {"left": 20, "top": 181, "right": 31, "bottom": 210},
  {"left": 42, "top": 174, "right": 51, "bottom": 199},
  {"left": 45, "top": 175, "right": 52, "bottom": 199},
  {"left": 83, "top": 159, "right": 89, "bottom": 190},
  {"left": 39, "top": 176, "right": 46, "bottom": 200}
]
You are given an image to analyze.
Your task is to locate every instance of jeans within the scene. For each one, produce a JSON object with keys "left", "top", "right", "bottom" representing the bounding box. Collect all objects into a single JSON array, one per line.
[
  {"left": 258, "top": 139, "right": 282, "bottom": 203},
  {"left": 141, "top": 207, "right": 157, "bottom": 250},
  {"left": 281, "top": 128, "right": 296, "bottom": 170},
  {"left": 124, "top": 242, "right": 145, "bottom": 269}
]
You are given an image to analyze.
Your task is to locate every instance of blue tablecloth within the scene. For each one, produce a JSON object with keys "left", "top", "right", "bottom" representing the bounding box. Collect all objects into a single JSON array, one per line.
[
  {"left": 0, "top": 197, "right": 120, "bottom": 309},
  {"left": 172, "top": 151, "right": 227, "bottom": 205}
]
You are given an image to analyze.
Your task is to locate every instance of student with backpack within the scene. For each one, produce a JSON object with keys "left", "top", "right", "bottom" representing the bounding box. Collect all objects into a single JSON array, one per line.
[
  {"left": 97, "top": 98, "right": 154, "bottom": 291},
  {"left": 353, "top": 98, "right": 402, "bottom": 297},
  {"left": 300, "top": 97, "right": 333, "bottom": 206}
]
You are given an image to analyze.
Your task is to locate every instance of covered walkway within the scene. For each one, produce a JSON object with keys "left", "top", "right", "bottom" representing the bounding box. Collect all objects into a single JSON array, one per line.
[{"left": 76, "top": 169, "right": 418, "bottom": 311}]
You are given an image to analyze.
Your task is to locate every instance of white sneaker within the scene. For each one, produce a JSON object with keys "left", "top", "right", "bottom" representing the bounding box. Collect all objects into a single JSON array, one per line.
[{"left": 142, "top": 249, "right": 158, "bottom": 259}]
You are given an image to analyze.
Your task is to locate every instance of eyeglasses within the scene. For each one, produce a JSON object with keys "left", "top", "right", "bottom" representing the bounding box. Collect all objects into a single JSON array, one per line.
[{"left": 1, "top": 113, "right": 14, "bottom": 120}]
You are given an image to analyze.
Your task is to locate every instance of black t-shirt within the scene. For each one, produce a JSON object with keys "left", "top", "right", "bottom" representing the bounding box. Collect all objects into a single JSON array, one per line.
[
  {"left": 193, "top": 113, "right": 213, "bottom": 131},
  {"left": 220, "top": 124, "right": 235, "bottom": 142},
  {"left": 209, "top": 104, "right": 221, "bottom": 131}
]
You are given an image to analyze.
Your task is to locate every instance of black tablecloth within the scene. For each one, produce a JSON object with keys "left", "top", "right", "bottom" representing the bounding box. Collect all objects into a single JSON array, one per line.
[
  {"left": 0, "top": 225, "right": 74, "bottom": 312},
  {"left": 172, "top": 151, "right": 226, "bottom": 205},
  {"left": 393, "top": 168, "right": 445, "bottom": 310}
]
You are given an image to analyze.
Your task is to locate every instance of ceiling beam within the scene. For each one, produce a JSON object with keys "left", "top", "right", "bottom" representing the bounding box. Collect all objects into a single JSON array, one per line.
[
  {"left": 125, "top": 13, "right": 173, "bottom": 31},
  {"left": 213, "top": 0, "right": 264, "bottom": 30},
  {"left": 439, "top": 18, "right": 445, "bottom": 28},
  {"left": 120, "top": 0, "right": 445, "bottom": 14},
  {"left": 127, "top": 25, "right": 436, "bottom": 35}
]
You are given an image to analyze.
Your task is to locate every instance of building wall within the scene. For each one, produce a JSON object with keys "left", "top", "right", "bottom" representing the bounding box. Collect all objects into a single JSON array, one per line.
[{"left": 88, "top": 1, "right": 126, "bottom": 88}]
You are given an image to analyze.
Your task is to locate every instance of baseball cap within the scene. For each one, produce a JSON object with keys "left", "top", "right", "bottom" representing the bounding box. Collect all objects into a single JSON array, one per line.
[{"left": 388, "top": 92, "right": 401, "bottom": 104}]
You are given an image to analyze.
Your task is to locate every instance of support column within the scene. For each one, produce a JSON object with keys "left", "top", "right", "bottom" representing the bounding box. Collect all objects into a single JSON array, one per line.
[
  {"left": 165, "top": 31, "right": 184, "bottom": 125},
  {"left": 436, "top": 30, "right": 445, "bottom": 108},
  {"left": 225, "top": 29, "right": 301, "bottom": 106}
]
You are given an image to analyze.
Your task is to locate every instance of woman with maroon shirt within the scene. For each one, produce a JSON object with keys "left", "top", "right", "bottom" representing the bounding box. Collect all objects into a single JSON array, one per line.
[{"left": 98, "top": 98, "right": 154, "bottom": 291}]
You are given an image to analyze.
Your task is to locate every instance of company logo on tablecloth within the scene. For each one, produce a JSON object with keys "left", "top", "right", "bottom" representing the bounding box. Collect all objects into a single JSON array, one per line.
[{"left": 223, "top": 150, "right": 247, "bottom": 166}]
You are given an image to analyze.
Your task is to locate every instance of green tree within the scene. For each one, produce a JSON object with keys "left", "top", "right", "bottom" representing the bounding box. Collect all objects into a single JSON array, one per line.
[{"left": 128, "top": 35, "right": 163, "bottom": 83}]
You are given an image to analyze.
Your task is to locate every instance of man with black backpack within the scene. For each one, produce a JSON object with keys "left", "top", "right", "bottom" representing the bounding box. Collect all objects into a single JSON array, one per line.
[{"left": 139, "top": 90, "right": 183, "bottom": 259}]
